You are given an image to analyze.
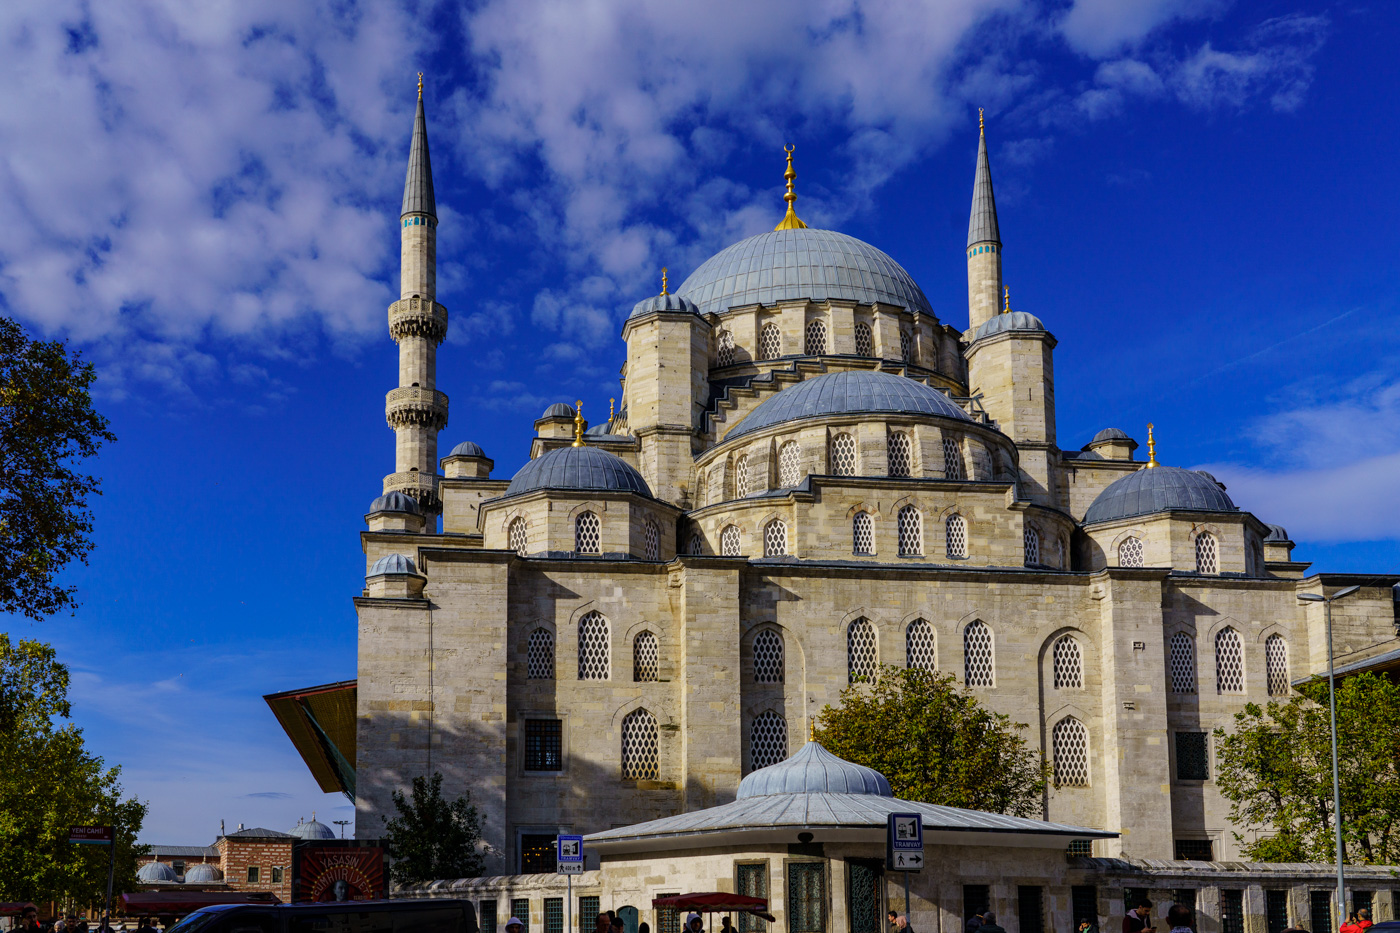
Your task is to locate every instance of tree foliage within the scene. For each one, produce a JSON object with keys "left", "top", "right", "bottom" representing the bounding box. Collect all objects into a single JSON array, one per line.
[
  {"left": 815, "top": 665, "right": 1050, "bottom": 817},
  {"left": 0, "top": 636, "right": 147, "bottom": 905},
  {"left": 1214, "top": 672, "right": 1400, "bottom": 863},
  {"left": 0, "top": 316, "right": 115, "bottom": 620},
  {"left": 383, "top": 772, "right": 485, "bottom": 885}
]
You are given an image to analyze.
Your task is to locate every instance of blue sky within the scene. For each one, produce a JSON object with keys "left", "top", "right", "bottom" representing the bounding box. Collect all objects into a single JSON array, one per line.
[{"left": 1, "top": 0, "right": 1397, "bottom": 842}]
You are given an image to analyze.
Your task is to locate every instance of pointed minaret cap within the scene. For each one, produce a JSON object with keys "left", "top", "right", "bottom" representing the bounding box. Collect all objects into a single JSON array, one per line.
[
  {"left": 967, "top": 108, "right": 1000, "bottom": 248},
  {"left": 401, "top": 75, "right": 437, "bottom": 219}
]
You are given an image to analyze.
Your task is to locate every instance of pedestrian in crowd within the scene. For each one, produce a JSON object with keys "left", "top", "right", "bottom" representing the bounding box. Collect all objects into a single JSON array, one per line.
[
  {"left": 1124, "top": 901, "right": 1155, "bottom": 933},
  {"left": 505, "top": 917, "right": 525, "bottom": 933},
  {"left": 977, "top": 913, "right": 1005, "bottom": 933},
  {"left": 1079, "top": 918, "right": 1101, "bottom": 933},
  {"left": 610, "top": 916, "right": 625, "bottom": 933},
  {"left": 639, "top": 923, "right": 650, "bottom": 933},
  {"left": 719, "top": 916, "right": 735, "bottom": 933},
  {"left": 1358, "top": 910, "right": 1373, "bottom": 932},
  {"left": 1166, "top": 903, "right": 1194, "bottom": 933},
  {"left": 595, "top": 914, "right": 610, "bottom": 933},
  {"left": 965, "top": 913, "right": 984, "bottom": 933},
  {"left": 18, "top": 908, "right": 40, "bottom": 933},
  {"left": 888, "top": 911, "right": 900, "bottom": 933},
  {"left": 686, "top": 914, "right": 704, "bottom": 933},
  {"left": 1341, "top": 913, "right": 1361, "bottom": 933},
  {"left": 896, "top": 914, "right": 914, "bottom": 933}
]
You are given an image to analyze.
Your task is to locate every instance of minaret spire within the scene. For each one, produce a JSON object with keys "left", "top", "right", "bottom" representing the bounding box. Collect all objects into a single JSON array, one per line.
[
  {"left": 965, "top": 108, "right": 1003, "bottom": 332},
  {"left": 402, "top": 80, "right": 436, "bottom": 220}
]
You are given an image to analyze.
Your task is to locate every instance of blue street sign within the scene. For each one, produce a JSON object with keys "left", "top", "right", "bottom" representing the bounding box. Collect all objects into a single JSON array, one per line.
[
  {"left": 557, "top": 834, "right": 584, "bottom": 862},
  {"left": 886, "top": 813, "right": 924, "bottom": 872}
]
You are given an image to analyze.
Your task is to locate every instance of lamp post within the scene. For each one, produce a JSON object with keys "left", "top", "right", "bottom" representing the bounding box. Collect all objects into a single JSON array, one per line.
[
  {"left": 1298, "top": 584, "right": 1361, "bottom": 930},
  {"left": 333, "top": 820, "right": 351, "bottom": 839}
]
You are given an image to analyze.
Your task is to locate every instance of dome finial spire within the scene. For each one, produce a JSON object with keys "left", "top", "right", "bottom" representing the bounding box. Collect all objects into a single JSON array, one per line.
[
  {"left": 979, "top": 107, "right": 984, "bottom": 136},
  {"left": 1003, "top": 286, "right": 1010, "bottom": 314},
  {"left": 417, "top": 72, "right": 423, "bottom": 101},
  {"left": 1146, "top": 423, "right": 1158, "bottom": 468},
  {"left": 774, "top": 145, "right": 808, "bottom": 231},
  {"left": 572, "top": 401, "right": 585, "bottom": 447},
  {"left": 660, "top": 266, "right": 669, "bottom": 296}
]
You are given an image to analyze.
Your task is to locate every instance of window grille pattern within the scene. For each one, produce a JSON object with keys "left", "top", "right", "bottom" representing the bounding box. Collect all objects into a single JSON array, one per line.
[
  {"left": 524, "top": 719, "right": 562, "bottom": 771},
  {"left": 847, "top": 617, "right": 877, "bottom": 683},
  {"left": 689, "top": 533, "right": 703, "bottom": 555},
  {"left": 750, "top": 710, "right": 788, "bottom": 770},
  {"left": 481, "top": 901, "right": 498, "bottom": 933},
  {"left": 575, "top": 511, "right": 600, "bottom": 554},
  {"left": 643, "top": 519, "right": 659, "bottom": 560},
  {"left": 633, "top": 631, "right": 659, "bottom": 682},
  {"left": 943, "top": 436, "right": 963, "bottom": 479},
  {"left": 1216, "top": 627, "right": 1244, "bottom": 693},
  {"left": 577, "top": 611, "right": 610, "bottom": 680},
  {"left": 544, "top": 899, "right": 562, "bottom": 933},
  {"left": 509, "top": 518, "right": 527, "bottom": 555},
  {"left": 1053, "top": 635, "right": 1083, "bottom": 689},
  {"left": 520, "top": 839, "right": 553, "bottom": 875},
  {"left": 854, "top": 322, "right": 872, "bottom": 356},
  {"left": 963, "top": 620, "right": 993, "bottom": 686},
  {"left": 717, "top": 329, "right": 735, "bottom": 366},
  {"left": 1176, "top": 731, "right": 1209, "bottom": 779},
  {"left": 1118, "top": 536, "right": 1143, "bottom": 567},
  {"left": 1196, "top": 532, "right": 1218, "bottom": 574},
  {"left": 734, "top": 454, "right": 750, "bottom": 497},
  {"left": 1264, "top": 888, "right": 1287, "bottom": 933},
  {"left": 512, "top": 899, "right": 531, "bottom": 929},
  {"left": 1052, "top": 717, "right": 1090, "bottom": 786},
  {"left": 1221, "top": 891, "right": 1244, "bottom": 933},
  {"left": 1018, "top": 886, "right": 1045, "bottom": 933},
  {"left": 753, "top": 629, "right": 784, "bottom": 683},
  {"left": 849, "top": 861, "right": 882, "bottom": 933},
  {"left": 620, "top": 707, "right": 659, "bottom": 780},
  {"left": 906, "top": 619, "right": 935, "bottom": 670},
  {"left": 852, "top": 512, "right": 873, "bottom": 555},
  {"left": 721, "top": 524, "right": 741, "bottom": 556},
  {"left": 1265, "top": 634, "right": 1289, "bottom": 696},
  {"left": 897, "top": 505, "right": 922, "bottom": 556},
  {"left": 759, "top": 323, "right": 781, "bottom": 360},
  {"left": 764, "top": 520, "right": 787, "bottom": 557},
  {"left": 805, "top": 319, "right": 828, "bottom": 355},
  {"left": 657, "top": 897, "right": 680, "bottom": 933},
  {"left": 946, "top": 513, "right": 968, "bottom": 558},
  {"left": 888, "top": 432, "right": 912, "bottom": 477},
  {"left": 1024, "top": 526, "right": 1040, "bottom": 566},
  {"left": 830, "top": 434, "right": 857, "bottom": 475},
  {"left": 737, "top": 867, "right": 768, "bottom": 933},
  {"left": 900, "top": 330, "right": 913, "bottom": 361},
  {"left": 1070, "top": 887, "right": 1097, "bottom": 931},
  {"left": 1169, "top": 632, "right": 1197, "bottom": 693},
  {"left": 779, "top": 441, "right": 801, "bottom": 487},
  {"left": 788, "top": 862, "right": 826, "bottom": 933},
  {"left": 527, "top": 628, "right": 554, "bottom": 680}
]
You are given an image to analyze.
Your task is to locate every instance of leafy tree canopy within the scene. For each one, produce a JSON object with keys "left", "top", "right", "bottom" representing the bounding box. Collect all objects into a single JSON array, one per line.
[
  {"left": 383, "top": 772, "right": 485, "bottom": 885},
  {"left": 815, "top": 665, "right": 1049, "bottom": 817}
]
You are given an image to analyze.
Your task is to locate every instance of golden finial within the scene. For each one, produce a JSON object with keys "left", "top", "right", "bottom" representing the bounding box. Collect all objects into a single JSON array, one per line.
[
  {"left": 774, "top": 145, "right": 809, "bottom": 231},
  {"left": 809, "top": 719, "right": 816, "bottom": 743},
  {"left": 608, "top": 398, "right": 616, "bottom": 431},
  {"left": 660, "top": 267, "right": 669, "bottom": 296},
  {"left": 1003, "top": 287, "right": 1010, "bottom": 314},
  {"left": 1146, "top": 423, "right": 1158, "bottom": 468},
  {"left": 979, "top": 107, "right": 985, "bottom": 135},
  {"left": 417, "top": 72, "right": 423, "bottom": 101},
  {"left": 572, "top": 401, "right": 585, "bottom": 448}
]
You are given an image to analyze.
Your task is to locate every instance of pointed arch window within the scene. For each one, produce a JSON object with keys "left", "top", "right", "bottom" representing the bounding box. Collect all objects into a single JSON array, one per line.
[
  {"left": 1216, "top": 627, "right": 1243, "bottom": 694},
  {"left": 633, "top": 631, "right": 659, "bottom": 682},
  {"left": 721, "top": 524, "right": 741, "bottom": 557},
  {"left": 854, "top": 322, "right": 873, "bottom": 356},
  {"left": 1052, "top": 634, "right": 1083, "bottom": 689},
  {"left": 508, "top": 517, "right": 527, "bottom": 555},
  {"left": 1196, "top": 532, "right": 1218, "bottom": 574},
  {"left": 897, "top": 505, "right": 922, "bottom": 556},
  {"left": 750, "top": 710, "right": 788, "bottom": 771},
  {"left": 753, "top": 629, "right": 784, "bottom": 684},
  {"left": 852, "top": 512, "right": 874, "bottom": 555},
  {"left": 620, "top": 708, "right": 658, "bottom": 780},
  {"left": 830, "top": 433, "right": 857, "bottom": 475},
  {"left": 734, "top": 454, "right": 751, "bottom": 498},
  {"left": 717, "top": 329, "right": 735, "bottom": 367},
  {"left": 804, "top": 319, "right": 828, "bottom": 355},
  {"left": 527, "top": 628, "right": 554, "bottom": 681},
  {"left": 575, "top": 511, "right": 600, "bottom": 554},
  {"left": 643, "top": 518, "right": 660, "bottom": 560},
  {"left": 578, "top": 611, "right": 610, "bottom": 680},
  {"left": 764, "top": 520, "right": 787, "bottom": 557},
  {"left": 847, "top": 617, "right": 877, "bottom": 683},
  {"left": 1169, "top": 632, "right": 1196, "bottom": 694},
  {"left": 759, "top": 323, "right": 782, "bottom": 360},
  {"left": 1118, "top": 536, "right": 1144, "bottom": 568},
  {"left": 778, "top": 441, "right": 801, "bottom": 487},
  {"left": 900, "top": 330, "right": 913, "bottom": 361},
  {"left": 946, "top": 513, "right": 968, "bottom": 559},
  {"left": 689, "top": 532, "right": 703, "bottom": 556},
  {"left": 1265, "top": 634, "right": 1289, "bottom": 696},
  {"left": 888, "top": 432, "right": 913, "bottom": 477},
  {"left": 906, "top": 619, "right": 935, "bottom": 671},
  {"left": 964, "top": 620, "right": 993, "bottom": 686},
  {"left": 1052, "top": 717, "right": 1090, "bottom": 787},
  {"left": 942, "top": 436, "right": 963, "bottom": 480},
  {"left": 1024, "top": 526, "right": 1040, "bottom": 566}
]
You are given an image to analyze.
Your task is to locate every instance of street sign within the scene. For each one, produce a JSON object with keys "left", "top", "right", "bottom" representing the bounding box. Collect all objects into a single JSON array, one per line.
[
  {"left": 69, "top": 826, "right": 113, "bottom": 845},
  {"left": 558, "top": 862, "right": 585, "bottom": 874},
  {"left": 557, "top": 834, "right": 584, "bottom": 874},
  {"left": 886, "top": 813, "right": 923, "bottom": 872}
]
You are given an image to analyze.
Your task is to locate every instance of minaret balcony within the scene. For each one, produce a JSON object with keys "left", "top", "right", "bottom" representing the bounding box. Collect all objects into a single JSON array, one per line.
[
  {"left": 382, "top": 471, "right": 441, "bottom": 511},
  {"left": 386, "top": 386, "right": 449, "bottom": 431},
  {"left": 388, "top": 297, "right": 449, "bottom": 344}
]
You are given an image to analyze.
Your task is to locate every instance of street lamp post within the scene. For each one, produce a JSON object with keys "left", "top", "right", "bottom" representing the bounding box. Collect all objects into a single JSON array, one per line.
[
  {"left": 1299, "top": 584, "right": 1361, "bottom": 931},
  {"left": 333, "top": 820, "right": 351, "bottom": 839}
]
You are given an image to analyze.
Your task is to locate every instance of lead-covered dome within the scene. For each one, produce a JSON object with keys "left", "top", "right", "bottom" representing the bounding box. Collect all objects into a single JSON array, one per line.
[
  {"left": 184, "top": 864, "right": 223, "bottom": 883},
  {"left": 736, "top": 741, "right": 893, "bottom": 799},
  {"left": 368, "top": 491, "right": 421, "bottom": 514},
  {"left": 727, "top": 370, "right": 970, "bottom": 440},
  {"left": 973, "top": 310, "right": 1045, "bottom": 341},
  {"left": 629, "top": 292, "right": 701, "bottom": 319},
  {"left": 677, "top": 228, "right": 933, "bottom": 317},
  {"left": 290, "top": 818, "right": 336, "bottom": 840},
  {"left": 505, "top": 445, "right": 652, "bottom": 498},
  {"left": 369, "top": 553, "right": 417, "bottom": 575},
  {"left": 137, "top": 861, "right": 178, "bottom": 883},
  {"left": 1084, "top": 465, "right": 1237, "bottom": 524}
]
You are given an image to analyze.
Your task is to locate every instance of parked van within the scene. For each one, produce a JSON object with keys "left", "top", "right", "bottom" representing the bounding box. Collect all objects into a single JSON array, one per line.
[{"left": 167, "top": 900, "right": 479, "bottom": 933}]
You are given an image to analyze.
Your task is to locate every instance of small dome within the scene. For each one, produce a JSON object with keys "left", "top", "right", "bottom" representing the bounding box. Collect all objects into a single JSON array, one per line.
[
  {"left": 369, "top": 553, "right": 417, "bottom": 575},
  {"left": 183, "top": 864, "right": 223, "bottom": 883},
  {"left": 726, "top": 370, "right": 970, "bottom": 441},
  {"left": 1084, "top": 465, "right": 1238, "bottom": 524},
  {"left": 1091, "top": 427, "right": 1131, "bottom": 443},
  {"left": 449, "top": 440, "right": 487, "bottom": 458},
  {"left": 973, "top": 310, "right": 1045, "bottom": 341},
  {"left": 290, "top": 819, "right": 336, "bottom": 840},
  {"left": 585, "top": 422, "right": 612, "bottom": 436},
  {"left": 737, "top": 741, "right": 893, "bottom": 799},
  {"left": 137, "top": 861, "right": 178, "bottom": 883},
  {"left": 1265, "top": 524, "right": 1290, "bottom": 542},
  {"left": 368, "top": 491, "right": 421, "bottom": 515},
  {"left": 504, "top": 445, "right": 652, "bottom": 498},
  {"left": 629, "top": 292, "right": 701, "bottom": 319},
  {"left": 541, "top": 403, "right": 575, "bottom": 420}
]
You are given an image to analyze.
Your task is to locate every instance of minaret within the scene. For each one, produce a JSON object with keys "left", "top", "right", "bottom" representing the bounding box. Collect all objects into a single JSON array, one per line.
[
  {"left": 383, "top": 73, "right": 449, "bottom": 528},
  {"left": 966, "top": 109, "right": 1003, "bottom": 333}
]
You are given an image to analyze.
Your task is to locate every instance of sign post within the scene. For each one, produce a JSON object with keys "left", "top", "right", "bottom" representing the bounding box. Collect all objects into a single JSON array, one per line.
[
  {"left": 70, "top": 826, "right": 115, "bottom": 926},
  {"left": 558, "top": 835, "right": 585, "bottom": 933},
  {"left": 886, "top": 814, "right": 924, "bottom": 917}
]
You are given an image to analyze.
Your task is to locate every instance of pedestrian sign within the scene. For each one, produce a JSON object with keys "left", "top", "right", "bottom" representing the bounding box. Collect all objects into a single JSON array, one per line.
[
  {"left": 557, "top": 834, "right": 584, "bottom": 874},
  {"left": 886, "top": 813, "right": 924, "bottom": 872}
]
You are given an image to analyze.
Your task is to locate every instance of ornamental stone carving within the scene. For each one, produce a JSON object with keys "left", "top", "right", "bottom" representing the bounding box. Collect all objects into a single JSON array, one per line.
[
  {"left": 385, "top": 386, "right": 449, "bottom": 431},
  {"left": 388, "top": 297, "right": 449, "bottom": 344},
  {"left": 383, "top": 470, "right": 441, "bottom": 511}
]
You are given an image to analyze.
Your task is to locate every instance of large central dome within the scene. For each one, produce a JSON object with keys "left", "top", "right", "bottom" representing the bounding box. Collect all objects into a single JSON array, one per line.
[{"left": 677, "top": 228, "right": 933, "bottom": 317}]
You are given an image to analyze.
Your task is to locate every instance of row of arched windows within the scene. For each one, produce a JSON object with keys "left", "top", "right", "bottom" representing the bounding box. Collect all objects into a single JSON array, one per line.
[
  {"left": 717, "top": 322, "right": 922, "bottom": 365},
  {"left": 1116, "top": 532, "right": 1219, "bottom": 574},
  {"left": 508, "top": 514, "right": 662, "bottom": 560},
  {"left": 526, "top": 614, "right": 663, "bottom": 683},
  {"left": 710, "top": 511, "right": 962, "bottom": 559},
  {"left": 1168, "top": 629, "right": 1290, "bottom": 696}
]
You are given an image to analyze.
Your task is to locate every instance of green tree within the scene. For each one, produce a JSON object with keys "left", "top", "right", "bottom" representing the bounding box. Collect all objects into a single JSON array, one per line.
[
  {"left": 383, "top": 772, "right": 485, "bottom": 885},
  {"left": 0, "top": 315, "right": 115, "bottom": 620},
  {"left": 1214, "top": 672, "right": 1400, "bottom": 863},
  {"left": 815, "top": 665, "right": 1050, "bottom": 817}
]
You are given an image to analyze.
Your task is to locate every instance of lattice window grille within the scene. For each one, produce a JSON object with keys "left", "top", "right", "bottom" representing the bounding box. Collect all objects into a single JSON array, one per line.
[
  {"left": 900, "top": 330, "right": 913, "bottom": 361},
  {"left": 734, "top": 455, "right": 750, "bottom": 498},
  {"left": 753, "top": 629, "right": 784, "bottom": 684},
  {"left": 847, "top": 617, "right": 878, "bottom": 683},
  {"left": 1119, "top": 536, "right": 1143, "bottom": 568},
  {"left": 898, "top": 505, "right": 922, "bottom": 556},
  {"left": 689, "top": 533, "right": 703, "bottom": 556},
  {"left": 575, "top": 511, "right": 600, "bottom": 554},
  {"left": 830, "top": 434, "right": 857, "bottom": 475},
  {"left": 964, "top": 620, "right": 993, "bottom": 686},
  {"left": 717, "top": 329, "right": 735, "bottom": 367},
  {"left": 805, "top": 319, "right": 828, "bottom": 355},
  {"left": 946, "top": 514, "right": 968, "bottom": 559},
  {"left": 633, "top": 631, "right": 659, "bottom": 682},
  {"left": 1170, "top": 632, "right": 1197, "bottom": 694},
  {"left": 1024, "top": 527, "right": 1040, "bottom": 566},
  {"left": 1196, "top": 533, "right": 1218, "bottom": 573},
  {"left": 643, "top": 519, "right": 659, "bottom": 560},
  {"left": 527, "top": 628, "right": 554, "bottom": 680},
  {"left": 855, "top": 322, "right": 873, "bottom": 356},
  {"left": 943, "top": 436, "right": 963, "bottom": 479},
  {"left": 578, "top": 611, "right": 610, "bottom": 680},
  {"left": 764, "top": 520, "right": 787, "bottom": 557},
  {"left": 1052, "top": 717, "right": 1090, "bottom": 787},
  {"left": 509, "top": 518, "right": 527, "bottom": 555},
  {"left": 906, "top": 619, "right": 936, "bottom": 671},
  {"left": 1265, "top": 635, "right": 1289, "bottom": 696},
  {"left": 620, "top": 708, "right": 659, "bottom": 780},
  {"left": 1216, "top": 627, "right": 1244, "bottom": 694},
  {"left": 759, "top": 324, "right": 782, "bottom": 360},
  {"left": 721, "top": 524, "right": 741, "bottom": 557},
  {"left": 852, "top": 512, "right": 874, "bottom": 555},
  {"left": 750, "top": 710, "right": 788, "bottom": 771},
  {"left": 1053, "top": 635, "right": 1083, "bottom": 689},
  {"left": 888, "top": 432, "right": 912, "bottom": 477},
  {"left": 779, "top": 442, "right": 802, "bottom": 487}
]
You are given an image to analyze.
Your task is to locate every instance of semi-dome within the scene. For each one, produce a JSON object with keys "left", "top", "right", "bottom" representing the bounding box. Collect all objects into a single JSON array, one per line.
[
  {"left": 726, "top": 370, "right": 970, "bottom": 440},
  {"left": 1084, "top": 465, "right": 1237, "bottom": 524},
  {"left": 1091, "top": 428, "right": 1130, "bottom": 443},
  {"left": 448, "top": 440, "right": 487, "bottom": 458},
  {"left": 368, "top": 491, "right": 421, "bottom": 515},
  {"left": 1264, "top": 524, "right": 1290, "bottom": 542},
  {"left": 541, "top": 403, "right": 575, "bottom": 420},
  {"left": 736, "top": 741, "right": 893, "bottom": 799},
  {"left": 290, "top": 818, "right": 336, "bottom": 840},
  {"left": 183, "top": 864, "right": 223, "bottom": 883},
  {"left": 973, "top": 310, "right": 1045, "bottom": 341},
  {"left": 676, "top": 228, "right": 933, "bottom": 317},
  {"left": 137, "top": 861, "right": 178, "bottom": 883},
  {"left": 629, "top": 292, "right": 701, "bottom": 319},
  {"left": 504, "top": 445, "right": 652, "bottom": 498},
  {"left": 369, "top": 553, "right": 417, "bottom": 575}
]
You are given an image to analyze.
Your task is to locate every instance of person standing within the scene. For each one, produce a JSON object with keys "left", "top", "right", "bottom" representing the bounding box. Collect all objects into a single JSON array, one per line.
[
  {"left": 977, "top": 913, "right": 1005, "bottom": 933},
  {"left": 1358, "top": 910, "right": 1374, "bottom": 932},
  {"left": 896, "top": 915, "right": 915, "bottom": 933},
  {"left": 1340, "top": 913, "right": 1362, "bottom": 933},
  {"left": 1166, "top": 904, "right": 1194, "bottom": 933},
  {"left": 965, "top": 913, "right": 984, "bottom": 933},
  {"left": 1124, "top": 901, "right": 1155, "bottom": 933}
]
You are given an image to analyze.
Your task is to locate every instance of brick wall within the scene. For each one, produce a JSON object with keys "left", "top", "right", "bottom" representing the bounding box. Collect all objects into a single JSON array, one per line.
[{"left": 218, "top": 838, "right": 294, "bottom": 902}]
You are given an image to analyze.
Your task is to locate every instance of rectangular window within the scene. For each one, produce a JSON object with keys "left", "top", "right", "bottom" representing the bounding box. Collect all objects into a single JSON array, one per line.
[
  {"left": 1174, "top": 839, "right": 1213, "bottom": 861},
  {"left": 526, "top": 720, "right": 563, "bottom": 771},
  {"left": 545, "top": 898, "right": 563, "bottom": 933},
  {"left": 788, "top": 862, "right": 826, "bottom": 933},
  {"left": 847, "top": 861, "right": 883, "bottom": 933},
  {"left": 247, "top": 866, "right": 260, "bottom": 884},
  {"left": 512, "top": 900, "right": 531, "bottom": 933},
  {"left": 964, "top": 886, "right": 990, "bottom": 925},
  {"left": 578, "top": 898, "right": 599, "bottom": 933},
  {"left": 481, "top": 901, "right": 498, "bottom": 933},
  {"left": 1067, "top": 840, "right": 1093, "bottom": 857},
  {"left": 1172, "top": 891, "right": 1198, "bottom": 933},
  {"left": 1175, "top": 732, "right": 1209, "bottom": 781},
  {"left": 271, "top": 866, "right": 283, "bottom": 884},
  {"left": 1266, "top": 891, "right": 1289, "bottom": 933},
  {"left": 172, "top": 861, "right": 186, "bottom": 876},
  {"left": 1071, "top": 887, "right": 1098, "bottom": 931},
  {"left": 1355, "top": 892, "right": 1373, "bottom": 917},
  {"left": 1018, "top": 887, "right": 1044, "bottom": 933},
  {"left": 521, "top": 835, "right": 556, "bottom": 873},
  {"left": 737, "top": 865, "right": 769, "bottom": 933},
  {"left": 1221, "top": 891, "right": 1245, "bottom": 933},
  {"left": 1310, "top": 892, "right": 1333, "bottom": 933},
  {"left": 658, "top": 894, "right": 680, "bottom": 933}
]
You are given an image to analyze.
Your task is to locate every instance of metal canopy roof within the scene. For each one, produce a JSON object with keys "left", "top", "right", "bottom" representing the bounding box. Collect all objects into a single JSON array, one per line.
[{"left": 264, "top": 680, "right": 357, "bottom": 799}]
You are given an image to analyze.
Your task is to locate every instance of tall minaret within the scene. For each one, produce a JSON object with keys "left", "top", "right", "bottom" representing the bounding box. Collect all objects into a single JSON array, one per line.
[
  {"left": 966, "top": 108, "right": 1003, "bottom": 333},
  {"left": 383, "top": 74, "right": 448, "bottom": 528}
]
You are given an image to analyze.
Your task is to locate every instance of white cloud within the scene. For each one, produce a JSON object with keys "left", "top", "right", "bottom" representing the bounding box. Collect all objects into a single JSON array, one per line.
[{"left": 1059, "top": 0, "right": 1225, "bottom": 58}]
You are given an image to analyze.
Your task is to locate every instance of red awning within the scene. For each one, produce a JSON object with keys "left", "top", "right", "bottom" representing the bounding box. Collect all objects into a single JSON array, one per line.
[
  {"left": 0, "top": 904, "right": 37, "bottom": 917},
  {"left": 651, "top": 894, "right": 773, "bottom": 922},
  {"left": 120, "top": 893, "right": 281, "bottom": 914}
]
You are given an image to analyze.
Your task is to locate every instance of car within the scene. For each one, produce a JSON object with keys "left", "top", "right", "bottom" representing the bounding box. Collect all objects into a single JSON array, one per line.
[{"left": 167, "top": 900, "right": 479, "bottom": 933}]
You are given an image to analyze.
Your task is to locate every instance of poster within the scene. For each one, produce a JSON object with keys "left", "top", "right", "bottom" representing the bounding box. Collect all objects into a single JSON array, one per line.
[{"left": 292, "top": 841, "right": 387, "bottom": 903}]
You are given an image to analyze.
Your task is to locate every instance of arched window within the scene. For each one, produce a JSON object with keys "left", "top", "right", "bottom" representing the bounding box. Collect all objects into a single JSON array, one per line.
[
  {"left": 759, "top": 323, "right": 782, "bottom": 360},
  {"left": 750, "top": 710, "right": 788, "bottom": 771},
  {"left": 946, "top": 513, "right": 968, "bottom": 559},
  {"left": 508, "top": 517, "right": 527, "bottom": 555},
  {"left": 888, "top": 432, "right": 913, "bottom": 477},
  {"left": 852, "top": 512, "right": 874, "bottom": 555},
  {"left": 897, "top": 505, "right": 923, "bottom": 556},
  {"left": 830, "top": 434, "right": 857, "bottom": 475},
  {"left": 716, "top": 329, "right": 735, "bottom": 367},
  {"left": 764, "top": 520, "right": 787, "bottom": 557},
  {"left": 1054, "top": 536, "right": 1067, "bottom": 570},
  {"left": 900, "top": 330, "right": 913, "bottom": 361},
  {"left": 1196, "top": 533, "right": 1218, "bottom": 574},
  {"left": 847, "top": 617, "right": 877, "bottom": 683},
  {"left": 620, "top": 708, "right": 658, "bottom": 780},
  {"left": 633, "top": 631, "right": 659, "bottom": 682},
  {"left": 942, "top": 436, "right": 963, "bottom": 479},
  {"left": 1024, "top": 526, "right": 1040, "bottom": 566},
  {"left": 527, "top": 628, "right": 554, "bottom": 680},
  {"left": 963, "top": 620, "right": 994, "bottom": 686},
  {"left": 578, "top": 611, "right": 610, "bottom": 680},
  {"left": 1266, "top": 634, "right": 1289, "bottom": 696},
  {"left": 1169, "top": 632, "right": 1196, "bottom": 694},
  {"left": 1216, "top": 627, "right": 1243, "bottom": 694},
  {"left": 721, "top": 524, "right": 741, "bottom": 557},
  {"left": 1118, "top": 536, "right": 1144, "bottom": 568},
  {"left": 805, "top": 319, "right": 828, "bottom": 355},
  {"left": 1052, "top": 635, "right": 1083, "bottom": 689},
  {"left": 643, "top": 518, "right": 660, "bottom": 560},
  {"left": 778, "top": 441, "right": 801, "bottom": 487},
  {"left": 1052, "top": 717, "right": 1090, "bottom": 787},
  {"left": 734, "top": 454, "right": 751, "bottom": 498},
  {"left": 575, "top": 511, "right": 600, "bottom": 554},
  {"left": 854, "top": 322, "right": 873, "bottom": 356},
  {"left": 753, "top": 629, "right": 784, "bottom": 684},
  {"left": 906, "top": 619, "right": 935, "bottom": 671},
  {"left": 689, "top": 532, "right": 703, "bottom": 556}
]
